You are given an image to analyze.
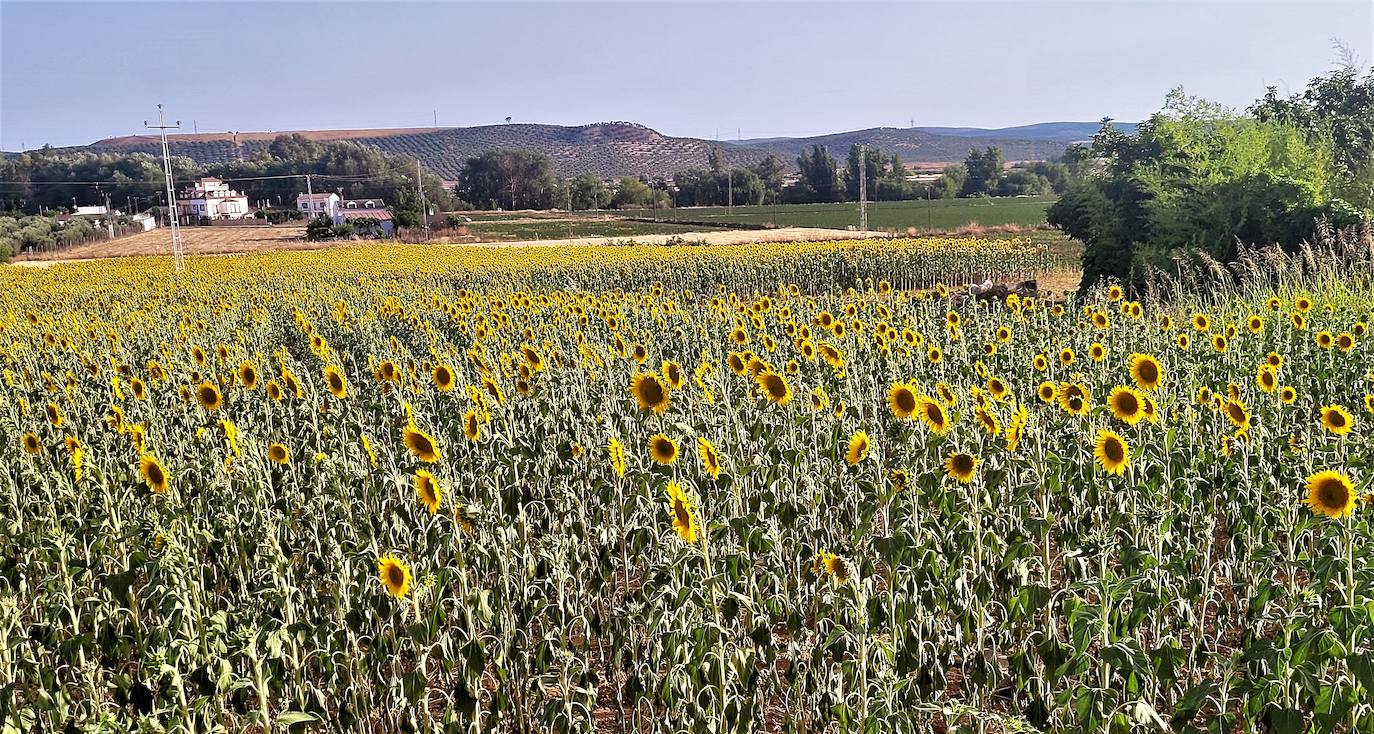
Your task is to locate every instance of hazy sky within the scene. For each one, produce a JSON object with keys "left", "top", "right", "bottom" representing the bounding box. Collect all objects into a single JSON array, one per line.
[{"left": 2, "top": 1, "right": 1371, "bottom": 150}]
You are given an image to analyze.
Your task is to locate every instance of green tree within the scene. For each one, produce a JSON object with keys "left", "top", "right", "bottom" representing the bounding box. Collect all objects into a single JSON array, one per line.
[
  {"left": 960, "top": 146, "right": 1004, "bottom": 197},
  {"left": 845, "top": 144, "right": 887, "bottom": 202},
  {"left": 748, "top": 155, "right": 787, "bottom": 204},
  {"left": 454, "top": 149, "right": 557, "bottom": 210},
  {"left": 1049, "top": 86, "right": 1367, "bottom": 292},
  {"left": 568, "top": 174, "right": 612, "bottom": 210},
  {"left": 612, "top": 177, "right": 654, "bottom": 208},
  {"left": 794, "top": 145, "right": 844, "bottom": 203}
]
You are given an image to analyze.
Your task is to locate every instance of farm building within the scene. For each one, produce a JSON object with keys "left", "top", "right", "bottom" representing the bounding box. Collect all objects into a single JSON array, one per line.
[
  {"left": 337, "top": 200, "right": 393, "bottom": 236},
  {"left": 296, "top": 192, "right": 341, "bottom": 220},
  {"left": 176, "top": 178, "right": 250, "bottom": 222}
]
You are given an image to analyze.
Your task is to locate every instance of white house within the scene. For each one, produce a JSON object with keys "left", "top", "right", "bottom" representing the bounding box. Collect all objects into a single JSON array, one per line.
[
  {"left": 336, "top": 198, "right": 393, "bottom": 236},
  {"left": 74, "top": 205, "right": 109, "bottom": 217},
  {"left": 131, "top": 212, "right": 157, "bottom": 232},
  {"left": 177, "top": 177, "right": 250, "bottom": 221},
  {"left": 296, "top": 192, "right": 341, "bottom": 220}
]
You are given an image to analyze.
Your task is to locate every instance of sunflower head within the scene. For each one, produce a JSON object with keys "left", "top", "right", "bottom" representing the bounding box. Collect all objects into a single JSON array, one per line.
[
  {"left": 697, "top": 437, "right": 722, "bottom": 479},
  {"left": 845, "top": 430, "right": 870, "bottom": 465},
  {"left": 756, "top": 371, "right": 792, "bottom": 405},
  {"left": 1304, "top": 470, "right": 1356, "bottom": 519},
  {"left": 415, "top": 470, "right": 442, "bottom": 513},
  {"left": 433, "top": 364, "right": 456, "bottom": 392},
  {"left": 1108, "top": 386, "right": 1146, "bottom": 425},
  {"left": 630, "top": 372, "right": 671, "bottom": 414},
  {"left": 139, "top": 455, "right": 170, "bottom": 493},
  {"left": 196, "top": 381, "right": 223, "bottom": 411},
  {"left": 920, "top": 398, "right": 951, "bottom": 434},
  {"left": 1094, "top": 430, "right": 1129, "bottom": 476},
  {"left": 1321, "top": 404, "right": 1354, "bottom": 436},
  {"left": 378, "top": 555, "right": 413, "bottom": 598},
  {"left": 324, "top": 365, "right": 348, "bottom": 398},
  {"left": 1128, "top": 353, "right": 1163, "bottom": 391},
  {"left": 648, "top": 433, "right": 679, "bottom": 465},
  {"left": 403, "top": 424, "right": 442, "bottom": 463},
  {"left": 944, "top": 452, "right": 979, "bottom": 483},
  {"left": 815, "top": 551, "right": 850, "bottom": 584},
  {"left": 888, "top": 382, "right": 918, "bottom": 419},
  {"left": 267, "top": 443, "right": 290, "bottom": 465},
  {"left": 664, "top": 481, "right": 699, "bottom": 543}
]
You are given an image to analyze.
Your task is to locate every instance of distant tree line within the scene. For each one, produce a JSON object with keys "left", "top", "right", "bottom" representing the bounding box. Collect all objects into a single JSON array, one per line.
[
  {"left": 1049, "top": 61, "right": 1374, "bottom": 291},
  {"left": 0, "top": 134, "right": 455, "bottom": 217},
  {"left": 447, "top": 140, "right": 1084, "bottom": 212}
]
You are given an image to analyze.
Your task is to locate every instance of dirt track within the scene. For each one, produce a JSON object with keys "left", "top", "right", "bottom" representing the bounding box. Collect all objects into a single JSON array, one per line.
[{"left": 11, "top": 226, "right": 888, "bottom": 267}]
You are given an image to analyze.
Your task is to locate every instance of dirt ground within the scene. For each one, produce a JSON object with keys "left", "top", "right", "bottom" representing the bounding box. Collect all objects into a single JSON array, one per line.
[
  {"left": 11, "top": 226, "right": 890, "bottom": 267},
  {"left": 12, "top": 226, "right": 324, "bottom": 264}
]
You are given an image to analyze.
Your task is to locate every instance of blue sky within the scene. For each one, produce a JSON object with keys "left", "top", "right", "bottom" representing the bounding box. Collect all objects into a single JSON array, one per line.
[{"left": 2, "top": 1, "right": 1371, "bottom": 150}]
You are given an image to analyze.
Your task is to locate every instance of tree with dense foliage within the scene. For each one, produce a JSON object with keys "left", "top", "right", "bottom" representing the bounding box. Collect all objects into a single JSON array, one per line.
[
  {"left": 1250, "top": 60, "right": 1374, "bottom": 210},
  {"left": 612, "top": 177, "right": 654, "bottom": 208},
  {"left": 790, "top": 145, "right": 844, "bottom": 203},
  {"left": 568, "top": 174, "right": 612, "bottom": 210},
  {"left": 959, "top": 146, "right": 1005, "bottom": 197},
  {"left": 454, "top": 149, "right": 557, "bottom": 210},
  {"left": 748, "top": 155, "right": 788, "bottom": 204},
  {"left": 1048, "top": 84, "right": 1371, "bottom": 291}
]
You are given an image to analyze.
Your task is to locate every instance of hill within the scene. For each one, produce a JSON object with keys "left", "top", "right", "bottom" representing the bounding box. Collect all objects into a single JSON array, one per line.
[
  {"left": 30, "top": 120, "right": 1115, "bottom": 179},
  {"left": 910, "top": 121, "right": 1137, "bottom": 140}
]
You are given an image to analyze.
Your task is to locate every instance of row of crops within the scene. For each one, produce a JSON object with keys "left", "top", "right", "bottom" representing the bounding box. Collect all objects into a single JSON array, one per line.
[{"left": 0, "top": 236, "right": 1370, "bottom": 732}]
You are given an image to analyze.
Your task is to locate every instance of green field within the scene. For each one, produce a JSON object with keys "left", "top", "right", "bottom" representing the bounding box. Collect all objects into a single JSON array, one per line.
[
  {"left": 620, "top": 195, "right": 1056, "bottom": 231},
  {"left": 455, "top": 218, "right": 724, "bottom": 241}
]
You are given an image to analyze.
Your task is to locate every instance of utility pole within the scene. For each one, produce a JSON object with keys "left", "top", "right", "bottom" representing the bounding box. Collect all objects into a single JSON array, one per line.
[
  {"left": 858, "top": 144, "right": 868, "bottom": 231},
  {"left": 103, "top": 191, "right": 115, "bottom": 240},
  {"left": 728, "top": 168, "right": 733, "bottom": 212},
  {"left": 416, "top": 158, "right": 429, "bottom": 240},
  {"left": 145, "top": 104, "right": 184, "bottom": 272}
]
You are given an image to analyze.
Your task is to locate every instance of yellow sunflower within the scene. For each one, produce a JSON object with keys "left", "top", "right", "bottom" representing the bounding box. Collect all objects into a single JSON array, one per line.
[
  {"left": 944, "top": 452, "right": 979, "bottom": 483},
  {"left": 432, "top": 364, "right": 456, "bottom": 392},
  {"left": 378, "top": 555, "right": 412, "bottom": 598},
  {"left": 266, "top": 443, "right": 291, "bottom": 465},
  {"left": 1223, "top": 399, "right": 1250, "bottom": 429},
  {"left": 1320, "top": 404, "right": 1354, "bottom": 436},
  {"left": 697, "top": 437, "right": 722, "bottom": 479},
  {"left": 1128, "top": 353, "right": 1164, "bottom": 391},
  {"left": 1304, "top": 470, "right": 1356, "bottom": 519},
  {"left": 756, "top": 371, "right": 792, "bottom": 405},
  {"left": 919, "top": 398, "right": 952, "bottom": 435},
  {"left": 139, "top": 454, "right": 170, "bottom": 493},
  {"left": 630, "top": 371, "right": 671, "bottom": 414},
  {"left": 324, "top": 365, "right": 348, "bottom": 398},
  {"left": 664, "top": 481, "right": 699, "bottom": 543},
  {"left": 1280, "top": 386, "right": 1298, "bottom": 405},
  {"left": 1256, "top": 365, "right": 1278, "bottom": 393},
  {"left": 888, "top": 382, "right": 919, "bottom": 419},
  {"left": 196, "top": 381, "right": 223, "bottom": 411},
  {"left": 403, "top": 424, "right": 442, "bottom": 463},
  {"left": 662, "top": 360, "right": 685, "bottom": 390},
  {"left": 845, "top": 430, "right": 870, "bottom": 465},
  {"left": 463, "top": 409, "right": 481, "bottom": 441},
  {"left": 1094, "top": 430, "right": 1129, "bottom": 475},
  {"left": 608, "top": 437, "right": 627, "bottom": 478},
  {"left": 1107, "top": 386, "right": 1146, "bottom": 425},
  {"left": 815, "top": 551, "right": 850, "bottom": 584},
  {"left": 21, "top": 431, "right": 43, "bottom": 455},
  {"left": 415, "top": 470, "right": 442, "bottom": 513},
  {"left": 648, "top": 433, "right": 679, "bottom": 465},
  {"left": 238, "top": 361, "right": 259, "bottom": 390}
]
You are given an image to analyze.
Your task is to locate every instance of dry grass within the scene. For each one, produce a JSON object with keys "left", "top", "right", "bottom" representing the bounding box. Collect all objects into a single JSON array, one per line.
[
  {"left": 12, "top": 226, "right": 329, "bottom": 265},
  {"left": 12, "top": 226, "right": 889, "bottom": 267}
]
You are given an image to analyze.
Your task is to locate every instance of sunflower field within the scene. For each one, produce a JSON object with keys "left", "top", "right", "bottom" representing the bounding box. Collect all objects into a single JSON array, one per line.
[{"left": 1, "top": 234, "right": 1372, "bottom": 733}]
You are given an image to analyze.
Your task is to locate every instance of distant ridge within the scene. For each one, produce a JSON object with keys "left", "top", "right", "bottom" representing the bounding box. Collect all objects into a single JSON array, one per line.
[{"left": 17, "top": 119, "right": 1133, "bottom": 178}]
